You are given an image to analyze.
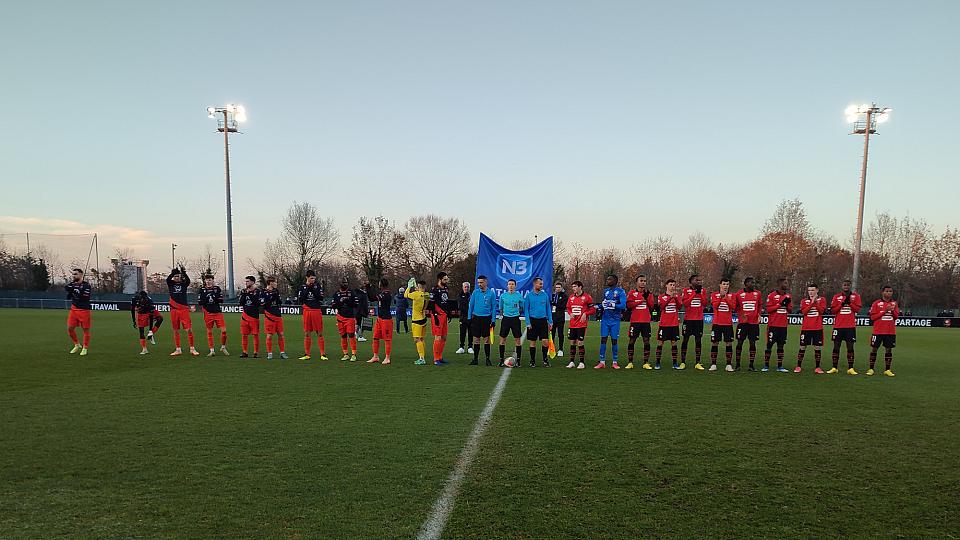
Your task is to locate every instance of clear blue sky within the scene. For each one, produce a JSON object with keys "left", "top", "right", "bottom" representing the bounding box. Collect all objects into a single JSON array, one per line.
[{"left": 1, "top": 1, "right": 957, "bottom": 271}]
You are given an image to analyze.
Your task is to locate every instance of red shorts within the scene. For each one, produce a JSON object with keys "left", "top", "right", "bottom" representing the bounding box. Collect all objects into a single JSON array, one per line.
[
  {"left": 136, "top": 310, "right": 161, "bottom": 328},
  {"left": 204, "top": 312, "right": 225, "bottom": 329},
  {"left": 241, "top": 313, "right": 260, "bottom": 335},
  {"left": 67, "top": 307, "right": 91, "bottom": 329},
  {"left": 336, "top": 315, "right": 356, "bottom": 336},
  {"left": 431, "top": 311, "right": 449, "bottom": 337},
  {"left": 264, "top": 313, "right": 284, "bottom": 334},
  {"left": 170, "top": 308, "right": 192, "bottom": 330},
  {"left": 303, "top": 307, "right": 324, "bottom": 333},
  {"left": 373, "top": 318, "right": 393, "bottom": 340}
]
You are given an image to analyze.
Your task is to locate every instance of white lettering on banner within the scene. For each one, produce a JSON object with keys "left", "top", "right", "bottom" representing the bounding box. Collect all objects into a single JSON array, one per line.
[{"left": 91, "top": 303, "right": 119, "bottom": 311}]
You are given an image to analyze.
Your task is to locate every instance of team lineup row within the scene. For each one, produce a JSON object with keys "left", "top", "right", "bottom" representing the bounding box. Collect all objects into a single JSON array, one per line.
[{"left": 62, "top": 267, "right": 901, "bottom": 376}]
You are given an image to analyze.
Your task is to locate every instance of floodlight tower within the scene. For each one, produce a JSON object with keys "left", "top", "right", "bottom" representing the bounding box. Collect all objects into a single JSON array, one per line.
[
  {"left": 845, "top": 103, "right": 891, "bottom": 292},
  {"left": 206, "top": 104, "right": 246, "bottom": 299}
]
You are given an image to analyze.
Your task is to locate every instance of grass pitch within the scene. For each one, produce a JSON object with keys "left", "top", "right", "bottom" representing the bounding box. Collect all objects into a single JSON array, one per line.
[{"left": 1, "top": 309, "right": 957, "bottom": 539}]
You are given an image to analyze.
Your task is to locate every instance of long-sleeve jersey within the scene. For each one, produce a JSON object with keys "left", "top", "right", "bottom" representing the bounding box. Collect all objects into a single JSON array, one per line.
[
  {"left": 197, "top": 286, "right": 224, "bottom": 314},
  {"left": 869, "top": 299, "right": 899, "bottom": 335},
  {"left": 467, "top": 288, "right": 497, "bottom": 318},
  {"left": 166, "top": 272, "right": 190, "bottom": 309},
  {"left": 499, "top": 291, "right": 523, "bottom": 318},
  {"left": 765, "top": 291, "right": 792, "bottom": 328},
  {"left": 261, "top": 288, "right": 282, "bottom": 317},
  {"left": 332, "top": 289, "right": 359, "bottom": 319},
  {"left": 626, "top": 289, "right": 656, "bottom": 323},
  {"left": 711, "top": 292, "right": 737, "bottom": 326},
  {"left": 681, "top": 287, "right": 708, "bottom": 321},
  {"left": 657, "top": 294, "right": 682, "bottom": 327},
  {"left": 523, "top": 289, "right": 552, "bottom": 320},
  {"left": 238, "top": 288, "right": 261, "bottom": 318},
  {"left": 298, "top": 283, "right": 324, "bottom": 309},
  {"left": 375, "top": 290, "right": 393, "bottom": 320},
  {"left": 566, "top": 293, "right": 595, "bottom": 329},
  {"left": 404, "top": 288, "right": 429, "bottom": 321},
  {"left": 65, "top": 280, "right": 92, "bottom": 310},
  {"left": 428, "top": 285, "right": 454, "bottom": 315},
  {"left": 735, "top": 289, "right": 762, "bottom": 324},
  {"left": 830, "top": 292, "right": 862, "bottom": 329},
  {"left": 800, "top": 297, "right": 826, "bottom": 331},
  {"left": 600, "top": 286, "right": 627, "bottom": 321},
  {"left": 130, "top": 294, "right": 156, "bottom": 323},
  {"left": 394, "top": 293, "right": 409, "bottom": 316},
  {"left": 551, "top": 291, "right": 568, "bottom": 321}
]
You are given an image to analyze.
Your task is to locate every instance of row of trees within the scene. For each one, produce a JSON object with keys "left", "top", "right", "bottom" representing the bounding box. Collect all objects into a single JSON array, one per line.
[{"left": 242, "top": 199, "right": 957, "bottom": 312}]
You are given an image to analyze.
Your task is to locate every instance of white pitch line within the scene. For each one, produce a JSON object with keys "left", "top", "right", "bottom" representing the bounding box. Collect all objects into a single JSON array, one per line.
[{"left": 416, "top": 367, "right": 512, "bottom": 540}]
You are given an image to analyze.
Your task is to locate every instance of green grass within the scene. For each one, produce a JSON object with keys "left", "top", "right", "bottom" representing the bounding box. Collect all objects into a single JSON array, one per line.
[{"left": 1, "top": 309, "right": 958, "bottom": 539}]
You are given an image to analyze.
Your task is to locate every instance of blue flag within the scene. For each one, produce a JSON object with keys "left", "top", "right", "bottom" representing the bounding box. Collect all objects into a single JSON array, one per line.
[{"left": 475, "top": 233, "right": 553, "bottom": 296}]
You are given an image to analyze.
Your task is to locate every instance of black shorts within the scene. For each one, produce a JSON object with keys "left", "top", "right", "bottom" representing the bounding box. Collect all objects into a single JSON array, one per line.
[
  {"left": 799, "top": 330, "right": 823, "bottom": 347},
  {"left": 471, "top": 315, "right": 492, "bottom": 337},
  {"left": 629, "top": 322, "right": 652, "bottom": 339},
  {"left": 499, "top": 316, "right": 522, "bottom": 338},
  {"left": 658, "top": 326, "right": 679, "bottom": 342},
  {"left": 766, "top": 326, "right": 788, "bottom": 346},
  {"left": 870, "top": 334, "right": 896, "bottom": 348},
  {"left": 682, "top": 320, "right": 704, "bottom": 337},
  {"left": 527, "top": 318, "right": 550, "bottom": 341},
  {"left": 711, "top": 325, "right": 734, "bottom": 343},
  {"left": 832, "top": 327, "right": 857, "bottom": 343},
  {"left": 568, "top": 327, "right": 587, "bottom": 342},
  {"left": 736, "top": 323, "right": 760, "bottom": 341}
]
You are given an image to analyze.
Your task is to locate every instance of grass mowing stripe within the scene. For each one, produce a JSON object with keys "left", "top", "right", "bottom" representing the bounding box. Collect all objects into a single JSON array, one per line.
[{"left": 417, "top": 367, "right": 512, "bottom": 540}]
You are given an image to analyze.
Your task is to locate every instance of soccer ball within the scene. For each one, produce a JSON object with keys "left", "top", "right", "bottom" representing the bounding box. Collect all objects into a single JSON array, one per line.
[{"left": 503, "top": 356, "right": 516, "bottom": 368}]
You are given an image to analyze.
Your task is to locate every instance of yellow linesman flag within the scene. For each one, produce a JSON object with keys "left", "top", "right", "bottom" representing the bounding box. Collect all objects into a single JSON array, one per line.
[
  {"left": 547, "top": 336, "right": 557, "bottom": 359},
  {"left": 490, "top": 325, "right": 496, "bottom": 343}
]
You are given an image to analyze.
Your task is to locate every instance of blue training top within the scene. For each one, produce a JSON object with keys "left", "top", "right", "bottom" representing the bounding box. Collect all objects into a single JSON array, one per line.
[
  {"left": 468, "top": 287, "right": 498, "bottom": 318},
  {"left": 499, "top": 291, "right": 523, "bottom": 318}
]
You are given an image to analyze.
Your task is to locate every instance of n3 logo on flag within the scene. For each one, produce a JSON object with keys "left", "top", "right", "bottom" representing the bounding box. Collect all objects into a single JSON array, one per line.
[
  {"left": 476, "top": 233, "right": 554, "bottom": 295},
  {"left": 497, "top": 254, "right": 532, "bottom": 278}
]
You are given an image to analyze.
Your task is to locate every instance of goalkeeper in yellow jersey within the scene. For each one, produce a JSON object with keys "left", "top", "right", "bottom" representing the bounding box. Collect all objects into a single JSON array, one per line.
[{"left": 405, "top": 278, "right": 430, "bottom": 365}]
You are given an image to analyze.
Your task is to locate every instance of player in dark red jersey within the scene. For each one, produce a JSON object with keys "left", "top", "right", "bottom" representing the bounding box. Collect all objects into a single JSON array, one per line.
[
  {"left": 197, "top": 273, "right": 228, "bottom": 356},
  {"left": 166, "top": 265, "right": 199, "bottom": 356},
  {"left": 130, "top": 290, "right": 163, "bottom": 354},
  {"left": 331, "top": 278, "right": 359, "bottom": 361},
  {"left": 681, "top": 274, "right": 708, "bottom": 370},
  {"left": 651, "top": 279, "right": 682, "bottom": 370},
  {"left": 262, "top": 276, "right": 287, "bottom": 360},
  {"left": 625, "top": 275, "right": 655, "bottom": 369},
  {"left": 564, "top": 281, "right": 595, "bottom": 369},
  {"left": 868, "top": 285, "right": 899, "bottom": 377},
  {"left": 734, "top": 276, "right": 762, "bottom": 371},
  {"left": 709, "top": 278, "right": 737, "bottom": 371},
  {"left": 795, "top": 283, "right": 826, "bottom": 373},
  {"left": 427, "top": 272, "right": 453, "bottom": 365},
  {"left": 65, "top": 268, "right": 92, "bottom": 355},
  {"left": 368, "top": 278, "right": 395, "bottom": 365},
  {"left": 298, "top": 270, "right": 327, "bottom": 361},
  {"left": 763, "top": 277, "right": 792, "bottom": 372},
  {"left": 829, "top": 279, "right": 862, "bottom": 375},
  {"left": 238, "top": 275, "right": 261, "bottom": 358}
]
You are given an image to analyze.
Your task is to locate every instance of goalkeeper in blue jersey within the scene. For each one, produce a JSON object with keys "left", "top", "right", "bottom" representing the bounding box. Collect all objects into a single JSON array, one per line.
[{"left": 597, "top": 274, "right": 627, "bottom": 369}]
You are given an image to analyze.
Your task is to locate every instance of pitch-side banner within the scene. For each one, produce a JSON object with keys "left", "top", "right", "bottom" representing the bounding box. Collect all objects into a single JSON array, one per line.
[{"left": 476, "top": 233, "right": 554, "bottom": 295}]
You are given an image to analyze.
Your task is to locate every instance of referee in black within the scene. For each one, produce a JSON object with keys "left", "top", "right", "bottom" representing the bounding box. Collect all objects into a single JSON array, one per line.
[{"left": 551, "top": 282, "right": 568, "bottom": 357}]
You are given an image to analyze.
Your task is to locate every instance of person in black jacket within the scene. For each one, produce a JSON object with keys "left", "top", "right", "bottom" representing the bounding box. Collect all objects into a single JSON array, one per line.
[
  {"left": 395, "top": 287, "right": 409, "bottom": 333},
  {"left": 456, "top": 281, "right": 473, "bottom": 354},
  {"left": 551, "top": 282, "right": 568, "bottom": 357},
  {"left": 355, "top": 283, "right": 371, "bottom": 341}
]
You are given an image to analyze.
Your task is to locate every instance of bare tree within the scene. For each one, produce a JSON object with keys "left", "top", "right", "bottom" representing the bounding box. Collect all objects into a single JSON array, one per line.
[
  {"left": 762, "top": 198, "right": 812, "bottom": 239},
  {"left": 402, "top": 214, "right": 470, "bottom": 278},
  {"left": 253, "top": 201, "right": 340, "bottom": 292},
  {"left": 347, "top": 216, "right": 406, "bottom": 284},
  {"left": 189, "top": 244, "right": 224, "bottom": 290}
]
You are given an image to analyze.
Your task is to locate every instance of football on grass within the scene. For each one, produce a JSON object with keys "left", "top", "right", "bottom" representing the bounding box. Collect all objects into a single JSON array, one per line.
[{"left": 504, "top": 356, "right": 516, "bottom": 368}]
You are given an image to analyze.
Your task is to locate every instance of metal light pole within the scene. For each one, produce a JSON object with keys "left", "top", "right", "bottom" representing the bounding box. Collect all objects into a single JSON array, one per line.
[
  {"left": 845, "top": 103, "right": 891, "bottom": 292},
  {"left": 207, "top": 104, "right": 246, "bottom": 299},
  {"left": 171, "top": 243, "right": 177, "bottom": 267}
]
